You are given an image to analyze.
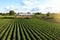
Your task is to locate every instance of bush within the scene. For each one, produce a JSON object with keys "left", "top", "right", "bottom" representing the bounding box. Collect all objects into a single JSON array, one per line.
[
  {"left": 1, "top": 17, "right": 14, "bottom": 19},
  {"left": 25, "top": 17, "right": 29, "bottom": 19}
]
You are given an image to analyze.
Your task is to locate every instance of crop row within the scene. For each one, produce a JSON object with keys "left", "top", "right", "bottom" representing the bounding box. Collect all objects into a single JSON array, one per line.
[{"left": 0, "top": 19, "right": 60, "bottom": 40}]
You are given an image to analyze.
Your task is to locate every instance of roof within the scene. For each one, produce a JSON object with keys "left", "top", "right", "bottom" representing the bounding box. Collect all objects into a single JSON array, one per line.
[{"left": 15, "top": 13, "right": 34, "bottom": 16}]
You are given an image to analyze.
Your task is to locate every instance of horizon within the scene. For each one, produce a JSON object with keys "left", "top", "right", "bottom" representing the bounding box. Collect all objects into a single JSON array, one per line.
[{"left": 0, "top": 0, "right": 60, "bottom": 13}]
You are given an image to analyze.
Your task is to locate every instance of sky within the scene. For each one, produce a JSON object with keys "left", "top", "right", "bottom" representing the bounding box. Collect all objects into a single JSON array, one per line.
[{"left": 0, "top": 0, "right": 60, "bottom": 13}]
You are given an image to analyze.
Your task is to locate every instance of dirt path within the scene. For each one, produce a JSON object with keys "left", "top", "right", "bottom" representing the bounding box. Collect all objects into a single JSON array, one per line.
[{"left": 45, "top": 19, "right": 60, "bottom": 24}]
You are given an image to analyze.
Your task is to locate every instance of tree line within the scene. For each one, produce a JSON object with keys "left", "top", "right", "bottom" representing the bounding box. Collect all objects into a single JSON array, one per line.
[
  {"left": 0, "top": 10, "right": 15, "bottom": 16},
  {"left": 0, "top": 10, "right": 51, "bottom": 17}
]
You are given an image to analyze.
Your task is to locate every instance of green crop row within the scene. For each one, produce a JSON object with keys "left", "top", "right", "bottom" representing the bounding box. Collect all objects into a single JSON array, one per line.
[{"left": 0, "top": 18, "right": 60, "bottom": 40}]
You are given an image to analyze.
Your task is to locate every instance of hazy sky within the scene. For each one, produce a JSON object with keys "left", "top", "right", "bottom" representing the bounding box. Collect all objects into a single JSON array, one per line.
[{"left": 0, "top": 0, "right": 60, "bottom": 13}]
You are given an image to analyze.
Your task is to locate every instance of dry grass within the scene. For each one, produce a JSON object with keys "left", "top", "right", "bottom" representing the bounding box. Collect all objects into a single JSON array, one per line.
[
  {"left": 52, "top": 13, "right": 60, "bottom": 19},
  {"left": 15, "top": 16, "right": 33, "bottom": 18}
]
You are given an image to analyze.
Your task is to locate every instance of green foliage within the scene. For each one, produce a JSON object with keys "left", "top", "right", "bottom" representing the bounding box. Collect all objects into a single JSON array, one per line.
[
  {"left": 46, "top": 12, "right": 51, "bottom": 16},
  {"left": 0, "top": 13, "right": 2, "bottom": 15},
  {"left": 5, "top": 13, "right": 10, "bottom": 15},
  {"left": 27, "top": 12, "right": 31, "bottom": 14},
  {"left": 9, "top": 10, "right": 15, "bottom": 15},
  {"left": 0, "top": 10, "right": 15, "bottom": 16},
  {"left": 25, "top": 17, "right": 29, "bottom": 19},
  {"left": 0, "top": 16, "right": 14, "bottom": 19},
  {"left": 34, "top": 12, "right": 42, "bottom": 15}
]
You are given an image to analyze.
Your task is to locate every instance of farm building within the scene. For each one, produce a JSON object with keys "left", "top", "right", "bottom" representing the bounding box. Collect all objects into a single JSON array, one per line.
[
  {"left": 52, "top": 13, "right": 60, "bottom": 19},
  {"left": 15, "top": 12, "right": 34, "bottom": 18},
  {"left": 15, "top": 12, "right": 34, "bottom": 16}
]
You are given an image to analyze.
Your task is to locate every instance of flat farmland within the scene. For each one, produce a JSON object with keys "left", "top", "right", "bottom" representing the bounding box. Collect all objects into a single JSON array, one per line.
[{"left": 0, "top": 19, "right": 60, "bottom": 40}]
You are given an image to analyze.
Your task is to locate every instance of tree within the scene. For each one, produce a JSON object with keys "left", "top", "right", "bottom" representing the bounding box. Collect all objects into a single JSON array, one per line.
[
  {"left": 27, "top": 12, "right": 30, "bottom": 14},
  {"left": 46, "top": 12, "right": 51, "bottom": 16},
  {"left": 34, "top": 12, "right": 42, "bottom": 15},
  {"left": 0, "top": 13, "right": 2, "bottom": 15},
  {"left": 9, "top": 10, "right": 15, "bottom": 15}
]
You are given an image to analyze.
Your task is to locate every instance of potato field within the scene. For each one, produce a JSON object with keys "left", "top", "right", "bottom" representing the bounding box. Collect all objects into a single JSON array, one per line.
[{"left": 0, "top": 19, "right": 60, "bottom": 40}]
